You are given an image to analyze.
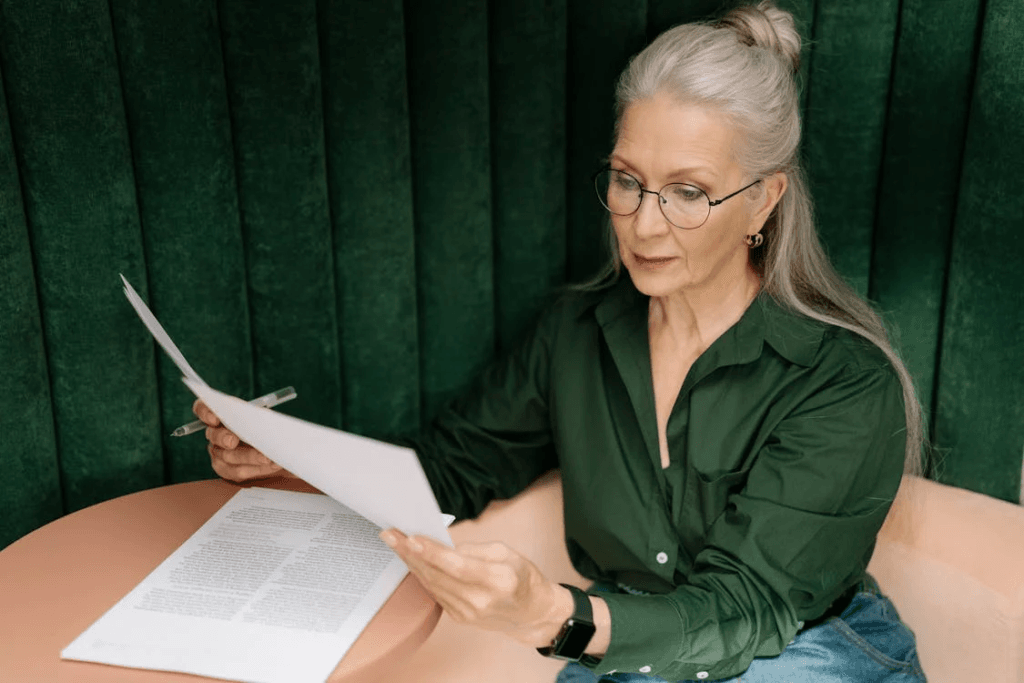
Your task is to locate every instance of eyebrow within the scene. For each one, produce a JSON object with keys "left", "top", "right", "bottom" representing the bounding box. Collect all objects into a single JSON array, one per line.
[{"left": 609, "top": 155, "right": 719, "bottom": 184}]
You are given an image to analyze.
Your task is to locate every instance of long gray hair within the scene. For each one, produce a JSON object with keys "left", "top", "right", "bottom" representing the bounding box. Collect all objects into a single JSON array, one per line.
[{"left": 588, "top": 1, "right": 926, "bottom": 481}]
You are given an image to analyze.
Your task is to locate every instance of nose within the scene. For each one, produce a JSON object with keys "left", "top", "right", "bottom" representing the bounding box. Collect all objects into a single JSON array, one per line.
[{"left": 633, "top": 188, "right": 672, "bottom": 239}]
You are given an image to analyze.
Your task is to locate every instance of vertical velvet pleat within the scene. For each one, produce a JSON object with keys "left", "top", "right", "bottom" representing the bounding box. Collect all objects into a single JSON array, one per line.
[
  {"left": 490, "top": 0, "right": 568, "bottom": 350},
  {"left": 646, "top": 0, "right": 726, "bottom": 36},
  {"left": 566, "top": 0, "right": 647, "bottom": 282},
  {"left": 934, "top": 0, "right": 1024, "bottom": 501},
  {"left": 0, "top": 60, "right": 63, "bottom": 543},
  {"left": 319, "top": 0, "right": 420, "bottom": 437},
  {"left": 2, "top": 0, "right": 1023, "bottom": 549},
  {"left": 776, "top": 0, "right": 816, "bottom": 115},
  {"left": 869, "top": 0, "right": 983, "bottom": 418},
  {"left": 405, "top": 0, "right": 495, "bottom": 417},
  {"left": 0, "top": 0, "right": 163, "bottom": 515},
  {"left": 803, "top": 0, "right": 900, "bottom": 295},
  {"left": 108, "top": 0, "right": 254, "bottom": 482},
  {"left": 219, "top": 0, "right": 343, "bottom": 429}
]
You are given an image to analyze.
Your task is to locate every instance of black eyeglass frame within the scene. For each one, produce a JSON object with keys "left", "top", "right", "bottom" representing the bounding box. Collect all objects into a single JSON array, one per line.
[{"left": 593, "top": 167, "right": 763, "bottom": 230}]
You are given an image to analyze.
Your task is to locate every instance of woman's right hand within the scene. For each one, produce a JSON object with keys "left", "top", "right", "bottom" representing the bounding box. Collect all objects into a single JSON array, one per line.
[{"left": 193, "top": 399, "right": 292, "bottom": 482}]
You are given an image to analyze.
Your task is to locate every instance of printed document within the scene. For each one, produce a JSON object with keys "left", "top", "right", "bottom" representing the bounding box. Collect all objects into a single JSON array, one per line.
[{"left": 63, "top": 488, "right": 453, "bottom": 682}]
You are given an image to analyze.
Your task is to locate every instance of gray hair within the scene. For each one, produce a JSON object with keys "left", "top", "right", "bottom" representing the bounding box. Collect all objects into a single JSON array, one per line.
[{"left": 586, "top": 1, "right": 926, "bottom": 482}]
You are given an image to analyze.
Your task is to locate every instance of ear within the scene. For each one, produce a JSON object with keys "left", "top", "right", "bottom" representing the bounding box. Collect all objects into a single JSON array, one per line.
[{"left": 751, "top": 171, "right": 788, "bottom": 232}]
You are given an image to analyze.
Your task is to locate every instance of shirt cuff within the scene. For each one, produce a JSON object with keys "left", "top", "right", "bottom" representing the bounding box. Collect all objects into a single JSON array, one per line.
[{"left": 581, "top": 590, "right": 684, "bottom": 677}]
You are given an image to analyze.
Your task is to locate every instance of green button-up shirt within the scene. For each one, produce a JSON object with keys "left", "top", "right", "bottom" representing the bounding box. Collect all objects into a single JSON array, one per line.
[{"left": 407, "top": 275, "right": 906, "bottom": 681}]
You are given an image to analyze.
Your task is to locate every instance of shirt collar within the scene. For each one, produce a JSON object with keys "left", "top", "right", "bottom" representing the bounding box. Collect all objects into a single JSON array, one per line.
[
  {"left": 754, "top": 294, "right": 825, "bottom": 367},
  {"left": 589, "top": 274, "right": 824, "bottom": 368}
]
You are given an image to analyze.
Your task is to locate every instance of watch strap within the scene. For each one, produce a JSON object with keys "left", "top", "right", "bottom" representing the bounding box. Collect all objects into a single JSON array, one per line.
[
  {"left": 536, "top": 583, "right": 602, "bottom": 665},
  {"left": 565, "top": 583, "right": 593, "bottom": 622}
]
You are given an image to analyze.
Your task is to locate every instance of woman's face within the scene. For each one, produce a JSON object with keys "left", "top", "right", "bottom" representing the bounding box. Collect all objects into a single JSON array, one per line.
[{"left": 610, "top": 92, "right": 781, "bottom": 300}]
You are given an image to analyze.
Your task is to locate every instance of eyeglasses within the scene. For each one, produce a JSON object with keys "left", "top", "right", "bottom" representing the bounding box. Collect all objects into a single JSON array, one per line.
[{"left": 593, "top": 167, "right": 762, "bottom": 229}]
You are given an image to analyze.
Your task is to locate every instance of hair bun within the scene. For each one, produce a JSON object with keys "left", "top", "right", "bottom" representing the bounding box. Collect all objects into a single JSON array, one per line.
[{"left": 717, "top": 1, "right": 802, "bottom": 73}]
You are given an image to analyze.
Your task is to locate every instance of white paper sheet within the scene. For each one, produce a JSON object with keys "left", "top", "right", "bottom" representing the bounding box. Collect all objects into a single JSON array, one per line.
[
  {"left": 119, "top": 274, "right": 452, "bottom": 548},
  {"left": 185, "top": 378, "right": 453, "bottom": 548},
  {"left": 120, "top": 274, "right": 206, "bottom": 386},
  {"left": 62, "top": 488, "right": 452, "bottom": 683}
]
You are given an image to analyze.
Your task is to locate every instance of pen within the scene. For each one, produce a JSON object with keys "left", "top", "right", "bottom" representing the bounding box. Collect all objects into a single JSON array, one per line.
[{"left": 170, "top": 386, "right": 297, "bottom": 437}]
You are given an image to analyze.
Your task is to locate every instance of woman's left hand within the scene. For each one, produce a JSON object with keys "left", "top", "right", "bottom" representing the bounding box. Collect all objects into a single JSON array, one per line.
[{"left": 378, "top": 528, "right": 570, "bottom": 648}]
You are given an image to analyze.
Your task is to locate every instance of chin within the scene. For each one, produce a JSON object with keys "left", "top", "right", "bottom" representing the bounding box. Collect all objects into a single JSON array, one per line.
[{"left": 624, "top": 262, "right": 697, "bottom": 298}]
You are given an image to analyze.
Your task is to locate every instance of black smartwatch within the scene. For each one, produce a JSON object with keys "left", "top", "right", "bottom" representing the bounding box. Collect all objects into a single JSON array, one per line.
[{"left": 536, "top": 583, "right": 602, "bottom": 665}]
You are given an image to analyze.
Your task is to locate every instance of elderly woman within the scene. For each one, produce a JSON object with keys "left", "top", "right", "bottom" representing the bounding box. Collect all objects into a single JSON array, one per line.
[{"left": 196, "top": 2, "right": 927, "bottom": 681}]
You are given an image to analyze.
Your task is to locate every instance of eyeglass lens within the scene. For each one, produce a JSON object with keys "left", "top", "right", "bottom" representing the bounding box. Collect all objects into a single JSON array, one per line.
[{"left": 594, "top": 169, "right": 710, "bottom": 229}]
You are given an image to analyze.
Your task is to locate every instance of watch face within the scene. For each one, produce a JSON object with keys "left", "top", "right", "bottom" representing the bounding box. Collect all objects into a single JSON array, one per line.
[{"left": 554, "top": 618, "right": 597, "bottom": 660}]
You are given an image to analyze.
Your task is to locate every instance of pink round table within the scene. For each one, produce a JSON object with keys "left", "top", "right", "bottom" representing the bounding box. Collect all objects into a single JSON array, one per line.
[{"left": 0, "top": 477, "right": 441, "bottom": 683}]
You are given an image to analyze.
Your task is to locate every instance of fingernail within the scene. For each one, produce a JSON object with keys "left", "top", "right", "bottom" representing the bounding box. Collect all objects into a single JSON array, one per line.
[
  {"left": 408, "top": 538, "right": 423, "bottom": 553},
  {"left": 380, "top": 531, "right": 396, "bottom": 548}
]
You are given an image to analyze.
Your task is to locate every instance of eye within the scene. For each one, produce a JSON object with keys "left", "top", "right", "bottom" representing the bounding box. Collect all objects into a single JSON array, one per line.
[
  {"left": 612, "top": 172, "right": 640, "bottom": 191},
  {"left": 667, "top": 184, "right": 705, "bottom": 203}
]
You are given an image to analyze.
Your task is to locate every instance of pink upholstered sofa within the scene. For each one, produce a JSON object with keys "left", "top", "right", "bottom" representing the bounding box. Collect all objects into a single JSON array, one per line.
[{"left": 391, "top": 471, "right": 1024, "bottom": 683}]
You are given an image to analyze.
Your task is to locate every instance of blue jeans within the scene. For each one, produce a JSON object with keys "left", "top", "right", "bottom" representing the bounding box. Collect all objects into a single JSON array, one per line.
[{"left": 557, "top": 574, "right": 926, "bottom": 682}]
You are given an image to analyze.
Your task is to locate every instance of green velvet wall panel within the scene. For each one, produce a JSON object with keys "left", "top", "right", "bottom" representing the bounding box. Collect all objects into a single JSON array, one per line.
[
  {"left": 1, "top": 0, "right": 1022, "bottom": 550},
  {"left": 934, "top": 0, "right": 1024, "bottom": 501},
  {"left": 647, "top": 0, "right": 736, "bottom": 35},
  {"left": 0, "top": 0, "right": 164, "bottom": 515},
  {"left": 0, "top": 61, "right": 63, "bottom": 541}
]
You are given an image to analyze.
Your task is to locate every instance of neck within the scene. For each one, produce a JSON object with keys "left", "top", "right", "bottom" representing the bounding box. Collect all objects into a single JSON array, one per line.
[{"left": 648, "top": 264, "right": 761, "bottom": 352}]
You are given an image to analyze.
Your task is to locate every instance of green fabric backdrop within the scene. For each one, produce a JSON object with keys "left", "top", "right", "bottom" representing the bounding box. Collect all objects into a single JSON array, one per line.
[{"left": 2, "top": 0, "right": 1022, "bottom": 550}]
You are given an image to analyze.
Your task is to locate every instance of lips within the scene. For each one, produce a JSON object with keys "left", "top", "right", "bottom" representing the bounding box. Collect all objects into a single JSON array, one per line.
[{"left": 632, "top": 253, "right": 676, "bottom": 266}]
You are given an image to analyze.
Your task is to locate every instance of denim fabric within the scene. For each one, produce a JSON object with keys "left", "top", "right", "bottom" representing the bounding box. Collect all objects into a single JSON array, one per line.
[{"left": 556, "top": 575, "right": 926, "bottom": 682}]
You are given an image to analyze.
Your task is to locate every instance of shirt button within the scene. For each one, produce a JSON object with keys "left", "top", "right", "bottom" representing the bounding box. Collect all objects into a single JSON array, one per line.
[
  {"left": 639, "top": 665, "right": 652, "bottom": 673},
  {"left": 697, "top": 672, "right": 709, "bottom": 680},
  {"left": 656, "top": 551, "right": 669, "bottom": 564}
]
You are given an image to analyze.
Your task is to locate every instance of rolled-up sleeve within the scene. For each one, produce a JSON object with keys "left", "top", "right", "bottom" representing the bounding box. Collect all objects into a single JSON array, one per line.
[
  {"left": 584, "top": 364, "right": 908, "bottom": 680},
  {"left": 395, "top": 303, "right": 563, "bottom": 522}
]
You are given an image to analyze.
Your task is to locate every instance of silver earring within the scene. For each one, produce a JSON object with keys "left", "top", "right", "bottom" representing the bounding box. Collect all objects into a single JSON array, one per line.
[{"left": 745, "top": 233, "right": 764, "bottom": 248}]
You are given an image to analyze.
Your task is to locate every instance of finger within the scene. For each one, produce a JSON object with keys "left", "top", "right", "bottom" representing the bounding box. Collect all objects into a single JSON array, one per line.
[
  {"left": 403, "top": 556, "right": 510, "bottom": 626},
  {"left": 205, "top": 425, "right": 240, "bottom": 450},
  {"left": 208, "top": 442, "right": 279, "bottom": 471},
  {"left": 192, "top": 399, "right": 221, "bottom": 426},
  {"left": 381, "top": 532, "right": 531, "bottom": 626},
  {"left": 212, "top": 443, "right": 273, "bottom": 467},
  {"left": 396, "top": 549, "right": 476, "bottom": 614},
  {"left": 413, "top": 537, "right": 540, "bottom": 608},
  {"left": 382, "top": 531, "right": 463, "bottom": 573},
  {"left": 380, "top": 530, "right": 446, "bottom": 591},
  {"left": 209, "top": 445, "right": 281, "bottom": 482},
  {"left": 380, "top": 530, "right": 457, "bottom": 583},
  {"left": 395, "top": 534, "right": 527, "bottom": 590},
  {"left": 388, "top": 532, "right": 498, "bottom": 597},
  {"left": 215, "top": 463, "right": 278, "bottom": 482},
  {"left": 412, "top": 535, "right": 502, "bottom": 579},
  {"left": 403, "top": 568, "right": 465, "bottom": 617}
]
